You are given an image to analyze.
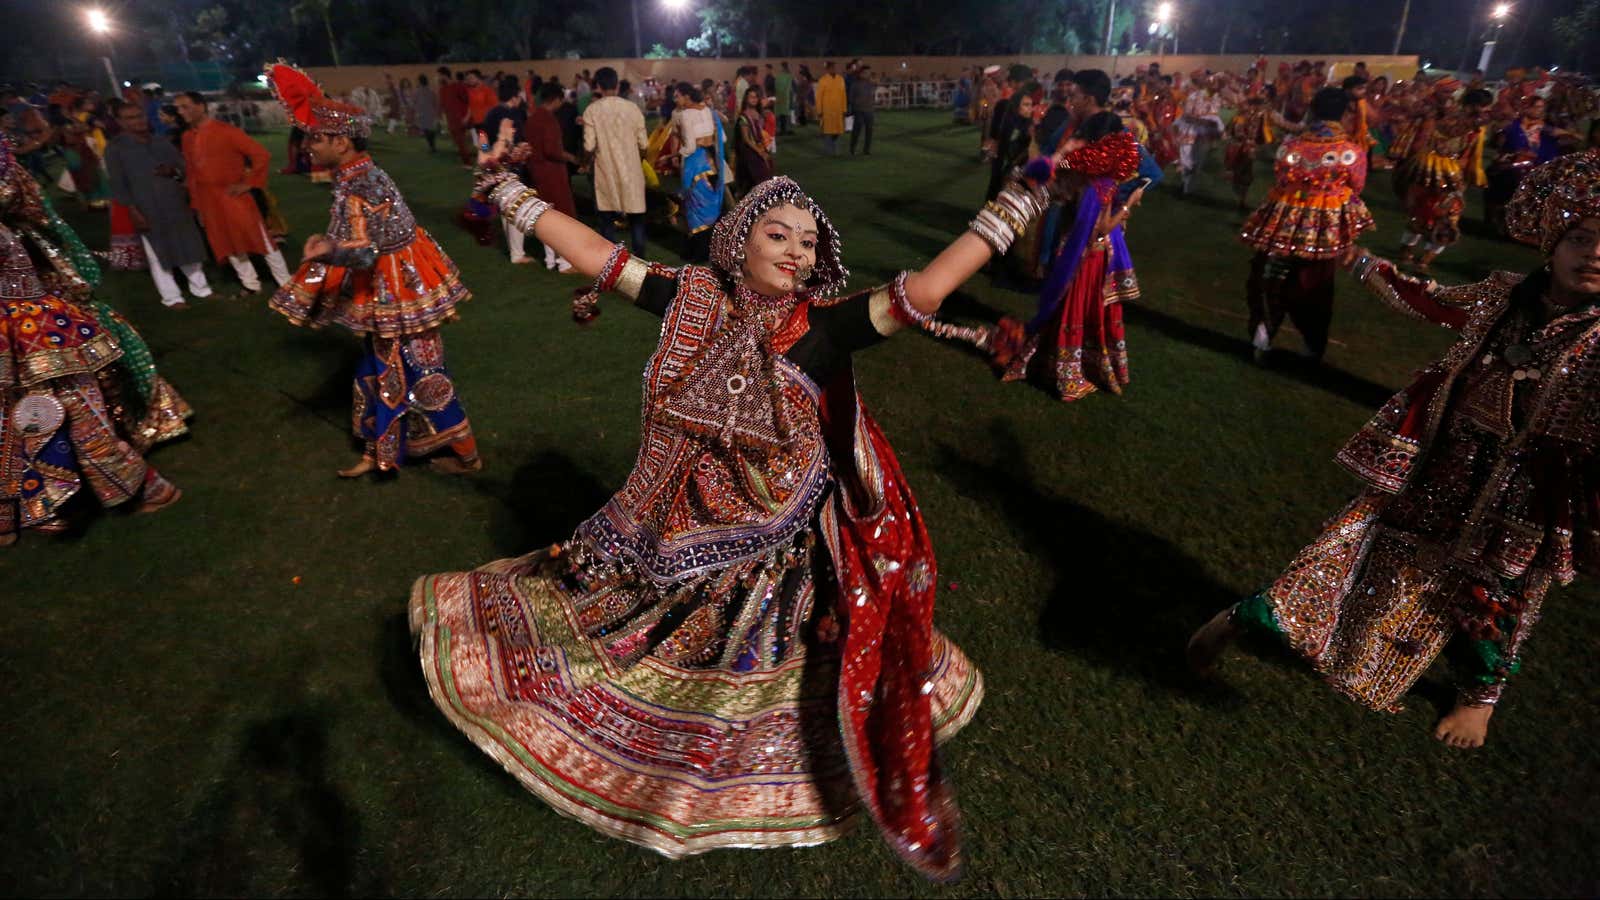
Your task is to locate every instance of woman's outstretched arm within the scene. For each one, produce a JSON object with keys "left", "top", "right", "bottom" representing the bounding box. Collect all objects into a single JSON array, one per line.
[
  {"left": 477, "top": 143, "right": 618, "bottom": 278},
  {"left": 900, "top": 171, "right": 1143, "bottom": 317}
]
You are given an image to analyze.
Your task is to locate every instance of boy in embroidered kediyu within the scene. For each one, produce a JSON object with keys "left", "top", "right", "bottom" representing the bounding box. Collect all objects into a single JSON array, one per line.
[{"left": 264, "top": 63, "right": 480, "bottom": 478}]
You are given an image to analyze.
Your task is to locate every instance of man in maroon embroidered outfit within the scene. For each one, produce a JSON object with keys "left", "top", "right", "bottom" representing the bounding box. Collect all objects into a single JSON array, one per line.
[{"left": 1191, "top": 150, "right": 1600, "bottom": 749}]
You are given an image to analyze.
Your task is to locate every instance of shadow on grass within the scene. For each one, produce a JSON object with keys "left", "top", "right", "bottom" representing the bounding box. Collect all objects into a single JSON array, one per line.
[
  {"left": 478, "top": 450, "right": 614, "bottom": 557},
  {"left": 153, "top": 710, "right": 372, "bottom": 896},
  {"left": 935, "top": 422, "right": 1239, "bottom": 694},
  {"left": 1122, "top": 301, "right": 1397, "bottom": 410},
  {"left": 271, "top": 328, "right": 362, "bottom": 423}
]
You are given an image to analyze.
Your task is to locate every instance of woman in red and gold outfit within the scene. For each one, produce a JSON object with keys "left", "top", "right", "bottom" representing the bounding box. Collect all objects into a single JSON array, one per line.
[
  {"left": 1191, "top": 149, "right": 1600, "bottom": 750},
  {"left": 1002, "top": 100, "right": 1143, "bottom": 401},
  {"left": 408, "top": 138, "right": 1062, "bottom": 878},
  {"left": 1239, "top": 87, "right": 1373, "bottom": 361},
  {"left": 0, "top": 136, "right": 184, "bottom": 543}
]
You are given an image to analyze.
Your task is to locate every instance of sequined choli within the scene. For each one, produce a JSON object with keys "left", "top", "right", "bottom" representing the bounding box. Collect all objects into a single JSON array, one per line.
[
  {"left": 562, "top": 262, "right": 892, "bottom": 671},
  {"left": 1260, "top": 261, "right": 1600, "bottom": 711}
]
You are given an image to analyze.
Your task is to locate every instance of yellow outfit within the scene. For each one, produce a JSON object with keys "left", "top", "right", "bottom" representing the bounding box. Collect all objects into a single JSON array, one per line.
[{"left": 817, "top": 74, "right": 847, "bottom": 136}]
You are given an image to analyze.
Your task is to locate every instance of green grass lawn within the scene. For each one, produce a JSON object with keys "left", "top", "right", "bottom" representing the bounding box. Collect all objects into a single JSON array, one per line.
[{"left": 3, "top": 110, "right": 1594, "bottom": 898}]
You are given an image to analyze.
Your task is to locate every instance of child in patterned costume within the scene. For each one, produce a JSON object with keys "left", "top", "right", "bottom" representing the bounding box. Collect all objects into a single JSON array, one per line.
[
  {"left": 1239, "top": 87, "right": 1375, "bottom": 362},
  {"left": 1191, "top": 149, "right": 1600, "bottom": 749},
  {"left": 408, "top": 140, "right": 1059, "bottom": 877},
  {"left": 1389, "top": 83, "right": 1491, "bottom": 272},
  {"left": 264, "top": 64, "right": 479, "bottom": 478}
]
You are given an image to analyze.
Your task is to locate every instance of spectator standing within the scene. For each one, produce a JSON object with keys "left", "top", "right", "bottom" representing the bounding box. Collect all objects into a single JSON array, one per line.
[
  {"left": 816, "top": 61, "right": 847, "bottom": 155},
  {"left": 521, "top": 82, "right": 579, "bottom": 271},
  {"left": 848, "top": 66, "right": 877, "bottom": 156},
  {"left": 173, "top": 91, "right": 289, "bottom": 296},
  {"left": 413, "top": 73, "right": 439, "bottom": 153},
  {"left": 774, "top": 62, "right": 794, "bottom": 134},
  {"left": 105, "top": 99, "right": 214, "bottom": 308},
  {"left": 582, "top": 67, "right": 649, "bottom": 254},
  {"left": 438, "top": 67, "right": 473, "bottom": 164},
  {"left": 465, "top": 70, "right": 496, "bottom": 132}
]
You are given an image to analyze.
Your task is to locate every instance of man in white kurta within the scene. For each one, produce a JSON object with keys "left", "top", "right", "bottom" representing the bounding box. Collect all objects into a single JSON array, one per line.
[{"left": 582, "top": 66, "right": 650, "bottom": 253}]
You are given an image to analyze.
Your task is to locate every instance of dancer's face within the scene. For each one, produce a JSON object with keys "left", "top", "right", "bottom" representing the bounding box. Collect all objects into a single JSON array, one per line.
[
  {"left": 306, "top": 132, "right": 352, "bottom": 167},
  {"left": 741, "top": 203, "right": 818, "bottom": 297},
  {"left": 1551, "top": 217, "right": 1600, "bottom": 299}
]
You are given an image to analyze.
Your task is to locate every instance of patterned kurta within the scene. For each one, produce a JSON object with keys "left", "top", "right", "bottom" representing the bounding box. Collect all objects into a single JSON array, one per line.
[
  {"left": 1240, "top": 124, "right": 1374, "bottom": 259},
  {"left": 582, "top": 95, "right": 649, "bottom": 214},
  {"left": 269, "top": 154, "right": 474, "bottom": 470}
]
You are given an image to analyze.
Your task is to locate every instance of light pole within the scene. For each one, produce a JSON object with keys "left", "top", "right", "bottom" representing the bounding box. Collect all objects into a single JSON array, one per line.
[
  {"left": 1391, "top": 0, "right": 1411, "bottom": 55},
  {"left": 1102, "top": 0, "right": 1117, "bottom": 56},
  {"left": 85, "top": 7, "right": 120, "bottom": 96},
  {"left": 1155, "top": 3, "right": 1174, "bottom": 57},
  {"left": 632, "top": 0, "right": 642, "bottom": 58},
  {"left": 1479, "top": 3, "right": 1511, "bottom": 74}
]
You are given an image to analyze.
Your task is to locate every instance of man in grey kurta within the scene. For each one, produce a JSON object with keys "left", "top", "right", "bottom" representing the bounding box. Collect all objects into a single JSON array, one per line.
[
  {"left": 848, "top": 67, "right": 877, "bottom": 156},
  {"left": 413, "top": 73, "right": 439, "bottom": 154},
  {"left": 106, "top": 99, "right": 213, "bottom": 308}
]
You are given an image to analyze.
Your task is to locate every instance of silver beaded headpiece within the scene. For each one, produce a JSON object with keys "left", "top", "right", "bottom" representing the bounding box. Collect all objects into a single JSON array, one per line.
[
  {"left": 710, "top": 176, "right": 849, "bottom": 297},
  {"left": 1506, "top": 149, "right": 1600, "bottom": 255}
]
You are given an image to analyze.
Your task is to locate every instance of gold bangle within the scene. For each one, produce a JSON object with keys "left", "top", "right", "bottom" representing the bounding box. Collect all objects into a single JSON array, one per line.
[{"left": 986, "top": 201, "right": 1027, "bottom": 236}]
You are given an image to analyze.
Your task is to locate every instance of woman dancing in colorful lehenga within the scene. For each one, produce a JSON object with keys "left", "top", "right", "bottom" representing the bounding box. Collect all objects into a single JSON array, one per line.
[
  {"left": 0, "top": 136, "right": 189, "bottom": 544},
  {"left": 1001, "top": 103, "right": 1145, "bottom": 401},
  {"left": 409, "top": 146, "right": 1061, "bottom": 879}
]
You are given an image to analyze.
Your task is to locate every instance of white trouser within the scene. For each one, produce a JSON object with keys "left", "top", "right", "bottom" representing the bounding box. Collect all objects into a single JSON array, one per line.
[
  {"left": 226, "top": 225, "right": 291, "bottom": 291},
  {"left": 1179, "top": 137, "right": 1213, "bottom": 175},
  {"left": 504, "top": 218, "right": 527, "bottom": 262},
  {"left": 543, "top": 243, "right": 569, "bottom": 270},
  {"left": 142, "top": 236, "right": 213, "bottom": 306}
]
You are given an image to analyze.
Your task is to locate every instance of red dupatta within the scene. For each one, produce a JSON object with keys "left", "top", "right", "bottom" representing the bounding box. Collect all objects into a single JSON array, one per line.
[{"left": 818, "top": 367, "right": 964, "bottom": 882}]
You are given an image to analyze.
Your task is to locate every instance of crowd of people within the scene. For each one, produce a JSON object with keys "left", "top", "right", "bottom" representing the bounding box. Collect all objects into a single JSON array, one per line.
[{"left": 4, "top": 50, "right": 1600, "bottom": 883}]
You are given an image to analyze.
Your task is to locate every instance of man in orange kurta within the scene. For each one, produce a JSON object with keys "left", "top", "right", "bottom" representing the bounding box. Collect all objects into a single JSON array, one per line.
[
  {"left": 174, "top": 92, "right": 291, "bottom": 296},
  {"left": 465, "top": 70, "right": 497, "bottom": 130}
]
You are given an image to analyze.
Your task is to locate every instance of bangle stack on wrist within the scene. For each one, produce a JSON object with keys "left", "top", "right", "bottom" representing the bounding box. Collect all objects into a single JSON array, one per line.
[
  {"left": 968, "top": 177, "right": 1049, "bottom": 256},
  {"left": 886, "top": 271, "right": 931, "bottom": 327},
  {"left": 490, "top": 179, "right": 551, "bottom": 235}
]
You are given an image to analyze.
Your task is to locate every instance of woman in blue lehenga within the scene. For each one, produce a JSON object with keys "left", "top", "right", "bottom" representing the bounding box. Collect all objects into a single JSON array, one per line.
[{"left": 674, "top": 82, "right": 726, "bottom": 262}]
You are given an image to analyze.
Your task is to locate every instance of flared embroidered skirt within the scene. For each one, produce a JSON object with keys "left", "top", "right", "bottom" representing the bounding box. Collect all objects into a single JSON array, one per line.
[{"left": 409, "top": 549, "right": 983, "bottom": 858}]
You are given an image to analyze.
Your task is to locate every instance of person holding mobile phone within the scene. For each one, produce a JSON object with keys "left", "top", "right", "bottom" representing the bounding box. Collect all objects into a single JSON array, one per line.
[
  {"left": 998, "top": 69, "right": 1144, "bottom": 402},
  {"left": 1239, "top": 86, "right": 1374, "bottom": 364}
]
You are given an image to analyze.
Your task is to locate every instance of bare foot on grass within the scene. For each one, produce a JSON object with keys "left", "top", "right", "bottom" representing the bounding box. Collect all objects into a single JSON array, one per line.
[
  {"left": 133, "top": 486, "right": 182, "bottom": 514},
  {"left": 1186, "top": 605, "right": 1241, "bottom": 679},
  {"left": 338, "top": 456, "right": 378, "bottom": 478},
  {"left": 1434, "top": 702, "right": 1493, "bottom": 749},
  {"left": 429, "top": 455, "right": 484, "bottom": 475}
]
